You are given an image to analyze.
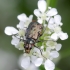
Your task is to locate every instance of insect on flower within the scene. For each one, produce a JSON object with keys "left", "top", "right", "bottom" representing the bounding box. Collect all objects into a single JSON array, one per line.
[{"left": 24, "top": 22, "right": 43, "bottom": 53}]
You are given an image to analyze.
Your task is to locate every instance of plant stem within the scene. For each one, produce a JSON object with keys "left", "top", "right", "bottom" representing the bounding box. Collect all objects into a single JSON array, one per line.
[{"left": 46, "top": 0, "right": 50, "bottom": 10}]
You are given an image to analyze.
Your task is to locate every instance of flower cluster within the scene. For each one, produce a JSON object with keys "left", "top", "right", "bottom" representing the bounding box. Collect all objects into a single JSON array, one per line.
[{"left": 4, "top": 0, "right": 68, "bottom": 70}]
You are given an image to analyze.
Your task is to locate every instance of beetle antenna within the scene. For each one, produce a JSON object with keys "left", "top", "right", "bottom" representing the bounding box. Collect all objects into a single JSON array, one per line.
[{"left": 34, "top": 45, "right": 47, "bottom": 59}]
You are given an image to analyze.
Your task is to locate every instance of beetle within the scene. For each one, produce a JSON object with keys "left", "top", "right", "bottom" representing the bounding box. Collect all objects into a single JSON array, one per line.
[{"left": 24, "top": 22, "right": 43, "bottom": 53}]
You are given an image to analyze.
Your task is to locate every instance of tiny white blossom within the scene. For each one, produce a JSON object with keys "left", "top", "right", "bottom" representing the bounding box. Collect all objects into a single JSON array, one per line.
[
  {"left": 54, "top": 15, "right": 63, "bottom": 26},
  {"left": 33, "top": 47, "right": 56, "bottom": 69},
  {"left": 34, "top": 0, "right": 58, "bottom": 24},
  {"left": 18, "top": 48, "right": 41, "bottom": 69},
  {"left": 17, "top": 13, "right": 33, "bottom": 29},
  {"left": 5, "top": 25, "right": 25, "bottom": 50},
  {"left": 51, "top": 32, "right": 68, "bottom": 41},
  {"left": 46, "top": 41, "right": 57, "bottom": 49},
  {"left": 34, "top": 0, "right": 47, "bottom": 23},
  {"left": 18, "top": 29, "right": 25, "bottom": 37},
  {"left": 48, "top": 18, "right": 62, "bottom": 30},
  {"left": 19, "top": 54, "right": 39, "bottom": 70},
  {"left": 11, "top": 36, "right": 24, "bottom": 50}
]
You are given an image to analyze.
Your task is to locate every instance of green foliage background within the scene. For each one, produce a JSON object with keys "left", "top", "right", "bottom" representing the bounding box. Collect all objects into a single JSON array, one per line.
[{"left": 0, "top": 0, "right": 70, "bottom": 70}]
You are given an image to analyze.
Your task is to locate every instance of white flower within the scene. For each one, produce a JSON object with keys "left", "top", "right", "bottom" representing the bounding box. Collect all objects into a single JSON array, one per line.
[
  {"left": 34, "top": 58, "right": 55, "bottom": 70},
  {"left": 54, "top": 15, "right": 63, "bottom": 26},
  {"left": 34, "top": 0, "right": 58, "bottom": 24},
  {"left": 51, "top": 32, "right": 68, "bottom": 41},
  {"left": 34, "top": 56, "right": 55, "bottom": 70},
  {"left": 46, "top": 41, "right": 57, "bottom": 49},
  {"left": 11, "top": 36, "right": 24, "bottom": 50},
  {"left": 4, "top": 26, "right": 25, "bottom": 50},
  {"left": 34, "top": 0, "right": 47, "bottom": 23},
  {"left": 48, "top": 18, "right": 62, "bottom": 30},
  {"left": 5, "top": 26, "right": 25, "bottom": 36},
  {"left": 18, "top": 29, "right": 25, "bottom": 37},
  {"left": 17, "top": 13, "right": 33, "bottom": 29},
  {"left": 18, "top": 48, "right": 41, "bottom": 69},
  {"left": 46, "top": 41, "right": 62, "bottom": 51},
  {"left": 33, "top": 47, "right": 56, "bottom": 69},
  {"left": 19, "top": 53, "right": 39, "bottom": 70}
]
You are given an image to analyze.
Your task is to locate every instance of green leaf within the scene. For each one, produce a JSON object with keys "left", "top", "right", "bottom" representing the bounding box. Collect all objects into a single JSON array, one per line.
[{"left": 35, "top": 42, "right": 42, "bottom": 47}]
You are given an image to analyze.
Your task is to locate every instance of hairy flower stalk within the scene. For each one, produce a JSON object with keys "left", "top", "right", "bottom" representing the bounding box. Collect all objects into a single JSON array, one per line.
[{"left": 4, "top": 0, "right": 68, "bottom": 70}]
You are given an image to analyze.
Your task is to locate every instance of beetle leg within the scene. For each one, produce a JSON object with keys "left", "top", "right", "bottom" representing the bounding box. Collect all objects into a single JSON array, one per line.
[
  {"left": 12, "top": 34, "right": 26, "bottom": 42},
  {"left": 34, "top": 45, "right": 47, "bottom": 59}
]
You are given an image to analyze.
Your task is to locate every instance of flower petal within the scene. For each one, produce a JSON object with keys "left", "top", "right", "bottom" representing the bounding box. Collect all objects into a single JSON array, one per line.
[
  {"left": 50, "top": 51, "right": 59, "bottom": 58},
  {"left": 20, "top": 57, "right": 30, "bottom": 69},
  {"left": 4, "top": 26, "right": 18, "bottom": 35},
  {"left": 17, "top": 13, "right": 27, "bottom": 22},
  {"left": 54, "top": 15, "right": 63, "bottom": 26},
  {"left": 49, "top": 18, "right": 54, "bottom": 24},
  {"left": 59, "top": 32, "right": 68, "bottom": 40},
  {"left": 33, "top": 47, "right": 41, "bottom": 55},
  {"left": 44, "top": 59, "right": 55, "bottom": 70},
  {"left": 26, "top": 64, "right": 39, "bottom": 70},
  {"left": 46, "top": 16, "right": 50, "bottom": 22},
  {"left": 34, "top": 9, "right": 41, "bottom": 17},
  {"left": 48, "top": 18, "right": 55, "bottom": 29},
  {"left": 11, "top": 36, "right": 19, "bottom": 46},
  {"left": 56, "top": 44, "right": 62, "bottom": 51},
  {"left": 38, "top": 0, "right": 46, "bottom": 13},
  {"left": 17, "top": 21, "right": 24, "bottom": 29},
  {"left": 51, "top": 33, "right": 58, "bottom": 41},
  {"left": 31, "top": 55, "right": 37, "bottom": 64},
  {"left": 34, "top": 58, "right": 43, "bottom": 67},
  {"left": 37, "top": 18, "right": 43, "bottom": 24},
  {"left": 47, "top": 8, "right": 57, "bottom": 16},
  {"left": 54, "top": 15, "right": 61, "bottom": 23},
  {"left": 29, "top": 15, "right": 33, "bottom": 21},
  {"left": 16, "top": 41, "right": 24, "bottom": 50}
]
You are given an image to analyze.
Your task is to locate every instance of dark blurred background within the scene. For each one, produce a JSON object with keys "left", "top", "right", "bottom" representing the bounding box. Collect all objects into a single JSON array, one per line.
[{"left": 0, "top": 0, "right": 70, "bottom": 70}]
